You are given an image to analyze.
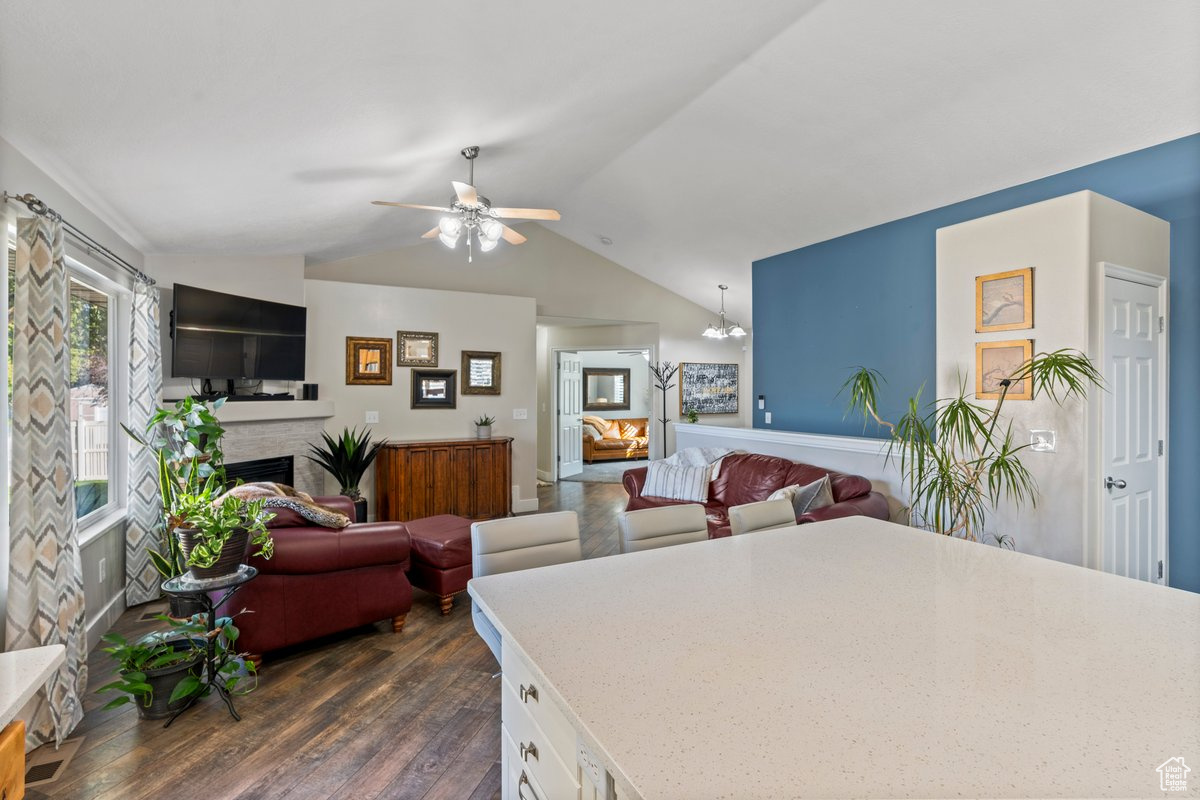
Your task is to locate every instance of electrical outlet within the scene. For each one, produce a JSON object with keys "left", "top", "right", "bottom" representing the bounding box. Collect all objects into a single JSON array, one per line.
[
  {"left": 764, "top": 411, "right": 772, "bottom": 424},
  {"left": 513, "top": 408, "right": 528, "bottom": 420},
  {"left": 365, "top": 410, "right": 379, "bottom": 424},
  {"left": 98, "top": 557, "right": 106, "bottom": 583}
]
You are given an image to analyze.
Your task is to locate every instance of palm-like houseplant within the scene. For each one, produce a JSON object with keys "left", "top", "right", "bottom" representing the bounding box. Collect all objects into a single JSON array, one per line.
[
  {"left": 841, "top": 348, "right": 1102, "bottom": 547},
  {"left": 306, "top": 427, "right": 385, "bottom": 522}
]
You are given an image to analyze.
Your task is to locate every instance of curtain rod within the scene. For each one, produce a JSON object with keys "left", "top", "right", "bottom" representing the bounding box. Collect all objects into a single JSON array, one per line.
[{"left": 3, "top": 191, "right": 155, "bottom": 286}]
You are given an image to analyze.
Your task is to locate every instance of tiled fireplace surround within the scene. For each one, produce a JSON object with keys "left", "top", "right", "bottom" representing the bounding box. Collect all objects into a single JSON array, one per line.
[{"left": 216, "top": 401, "right": 335, "bottom": 496}]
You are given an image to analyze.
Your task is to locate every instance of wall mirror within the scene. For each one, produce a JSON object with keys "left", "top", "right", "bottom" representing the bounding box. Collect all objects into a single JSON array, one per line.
[{"left": 583, "top": 368, "right": 631, "bottom": 411}]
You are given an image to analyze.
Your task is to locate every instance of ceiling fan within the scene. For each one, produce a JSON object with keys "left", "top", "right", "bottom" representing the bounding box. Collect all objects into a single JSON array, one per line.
[{"left": 372, "top": 146, "right": 561, "bottom": 262}]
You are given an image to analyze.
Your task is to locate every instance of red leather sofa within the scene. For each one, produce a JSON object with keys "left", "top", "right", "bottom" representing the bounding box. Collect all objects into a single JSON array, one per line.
[
  {"left": 623, "top": 452, "right": 889, "bottom": 538},
  {"left": 216, "top": 495, "right": 413, "bottom": 663}
]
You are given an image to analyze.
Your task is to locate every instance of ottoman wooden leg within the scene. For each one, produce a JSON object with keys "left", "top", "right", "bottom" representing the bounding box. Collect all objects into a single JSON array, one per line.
[
  {"left": 246, "top": 654, "right": 263, "bottom": 669},
  {"left": 392, "top": 614, "right": 407, "bottom": 633},
  {"left": 439, "top": 594, "right": 457, "bottom": 615}
]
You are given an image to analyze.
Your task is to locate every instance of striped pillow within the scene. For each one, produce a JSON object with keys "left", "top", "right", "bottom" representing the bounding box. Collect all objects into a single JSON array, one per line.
[{"left": 642, "top": 461, "right": 712, "bottom": 502}]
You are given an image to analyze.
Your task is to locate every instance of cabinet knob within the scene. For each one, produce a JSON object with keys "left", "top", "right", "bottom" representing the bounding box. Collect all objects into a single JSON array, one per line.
[
  {"left": 520, "top": 741, "right": 538, "bottom": 762},
  {"left": 519, "top": 683, "right": 538, "bottom": 704}
]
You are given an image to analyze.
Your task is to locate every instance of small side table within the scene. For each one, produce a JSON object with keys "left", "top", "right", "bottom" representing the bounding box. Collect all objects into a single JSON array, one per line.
[{"left": 161, "top": 566, "right": 258, "bottom": 726}]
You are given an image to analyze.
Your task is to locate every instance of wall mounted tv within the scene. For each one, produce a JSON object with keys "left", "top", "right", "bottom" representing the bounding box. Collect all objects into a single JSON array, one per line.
[{"left": 171, "top": 284, "right": 307, "bottom": 380}]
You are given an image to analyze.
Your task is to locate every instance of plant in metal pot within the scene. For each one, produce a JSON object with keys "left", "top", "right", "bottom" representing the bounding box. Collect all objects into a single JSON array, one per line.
[
  {"left": 305, "top": 426, "right": 385, "bottom": 522},
  {"left": 840, "top": 348, "right": 1102, "bottom": 548},
  {"left": 98, "top": 613, "right": 258, "bottom": 720},
  {"left": 474, "top": 414, "right": 496, "bottom": 439},
  {"left": 174, "top": 477, "right": 274, "bottom": 580}
]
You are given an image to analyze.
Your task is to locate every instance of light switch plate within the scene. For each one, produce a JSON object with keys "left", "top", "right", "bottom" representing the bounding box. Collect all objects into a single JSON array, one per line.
[
  {"left": 365, "top": 411, "right": 379, "bottom": 424},
  {"left": 1030, "top": 429, "right": 1056, "bottom": 452},
  {"left": 764, "top": 411, "right": 772, "bottom": 424},
  {"left": 512, "top": 408, "right": 528, "bottom": 420}
]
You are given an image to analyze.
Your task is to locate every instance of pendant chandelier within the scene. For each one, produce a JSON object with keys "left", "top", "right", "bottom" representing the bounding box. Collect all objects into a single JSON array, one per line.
[{"left": 702, "top": 284, "right": 746, "bottom": 338}]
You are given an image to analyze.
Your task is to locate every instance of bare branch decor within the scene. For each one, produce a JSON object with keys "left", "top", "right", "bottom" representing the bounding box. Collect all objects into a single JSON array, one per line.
[{"left": 648, "top": 361, "right": 678, "bottom": 459}]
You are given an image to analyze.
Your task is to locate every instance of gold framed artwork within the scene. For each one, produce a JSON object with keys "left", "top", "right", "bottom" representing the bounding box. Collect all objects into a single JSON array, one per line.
[
  {"left": 976, "top": 339, "right": 1033, "bottom": 400},
  {"left": 976, "top": 267, "right": 1034, "bottom": 332},
  {"left": 461, "top": 350, "right": 501, "bottom": 395},
  {"left": 397, "top": 330, "right": 439, "bottom": 367},
  {"left": 345, "top": 336, "right": 392, "bottom": 385}
]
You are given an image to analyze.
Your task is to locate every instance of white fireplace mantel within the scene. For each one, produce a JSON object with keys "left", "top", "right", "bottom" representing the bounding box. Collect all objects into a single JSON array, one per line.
[{"left": 211, "top": 399, "right": 334, "bottom": 424}]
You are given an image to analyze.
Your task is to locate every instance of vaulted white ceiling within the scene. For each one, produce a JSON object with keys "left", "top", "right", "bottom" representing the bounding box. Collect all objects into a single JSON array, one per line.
[{"left": 2, "top": 0, "right": 1198, "bottom": 325}]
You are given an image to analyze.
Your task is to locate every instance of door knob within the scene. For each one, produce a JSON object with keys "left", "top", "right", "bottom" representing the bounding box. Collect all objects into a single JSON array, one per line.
[{"left": 1105, "top": 477, "right": 1127, "bottom": 490}]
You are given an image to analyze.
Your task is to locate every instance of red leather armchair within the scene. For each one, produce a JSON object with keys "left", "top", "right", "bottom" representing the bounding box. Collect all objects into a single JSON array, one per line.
[
  {"left": 216, "top": 495, "right": 413, "bottom": 663},
  {"left": 623, "top": 453, "right": 890, "bottom": 538}
]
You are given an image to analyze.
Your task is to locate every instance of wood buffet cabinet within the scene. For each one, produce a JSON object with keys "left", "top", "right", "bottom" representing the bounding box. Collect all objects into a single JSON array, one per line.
[{"left": 375, "top": 437, "right": 512, "bottom": 521}]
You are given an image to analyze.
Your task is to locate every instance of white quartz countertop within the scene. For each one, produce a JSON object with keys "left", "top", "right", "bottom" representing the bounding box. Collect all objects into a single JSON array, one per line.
[
  {"left": 0, "top": 644, "right": 65, "bottom": 726},
  {"left": 468, "top": 516, "right": 1200, "bottom": 799}
]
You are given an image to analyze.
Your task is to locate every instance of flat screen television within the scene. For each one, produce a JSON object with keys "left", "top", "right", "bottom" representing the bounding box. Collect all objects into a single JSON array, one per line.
[{"left": 171, "top": 284, "right": 307, "bottom": 380}]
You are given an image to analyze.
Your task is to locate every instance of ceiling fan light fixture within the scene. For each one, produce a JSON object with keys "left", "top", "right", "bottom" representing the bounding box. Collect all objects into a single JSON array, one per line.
[
  {"left": 438, "top": 231, "right": 459, "bottom": 249},
  {"left": 478, "top": 235, "right": 499, "bottom": 253},
  {"left": 438, "top": 216, "right": 462, "bottom": 237},
  {"left": 479, "top": 218, "right": 503, "bottom": 242}
]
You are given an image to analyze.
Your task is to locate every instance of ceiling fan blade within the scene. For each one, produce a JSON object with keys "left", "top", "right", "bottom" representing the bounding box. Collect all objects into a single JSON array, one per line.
[
  {"left": 371, "top": 201, "right": 452, "bottom": 212},
  {"left": 421, "top": 226, "right": 440, "bottom": 239},
  {"left": 451, "top": 181, "right": 478, "bottom": 206},
  {"left": 491, "top": 207, "right": 561, "bottom": 221},
  {"left": 500, "top": 224, "right": 527, "bottom": 245}
]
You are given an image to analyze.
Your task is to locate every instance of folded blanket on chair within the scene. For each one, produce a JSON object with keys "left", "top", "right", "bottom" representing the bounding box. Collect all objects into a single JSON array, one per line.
[{"left": 217, "top": 482, "right": 351, "bottom": 529}]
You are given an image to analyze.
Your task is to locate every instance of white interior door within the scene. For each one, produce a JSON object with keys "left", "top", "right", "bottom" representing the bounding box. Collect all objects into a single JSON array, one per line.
[
  {"left": 557, "top": 351, "right": 583, "bottom": 478},
  {"left": 1102, "top": 274, "right": 1165, "bottom": 584}
]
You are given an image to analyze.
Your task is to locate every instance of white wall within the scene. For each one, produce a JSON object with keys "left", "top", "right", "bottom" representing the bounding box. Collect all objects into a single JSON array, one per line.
[
  {"left": 304, "top": 279, "right": 539, "bottom": 514},
  {"left": 578, "top": 349, "right": 651, "bottom": 419},
  {"left": 936, "top": 191, "right": 1168, "bottom": 566}
]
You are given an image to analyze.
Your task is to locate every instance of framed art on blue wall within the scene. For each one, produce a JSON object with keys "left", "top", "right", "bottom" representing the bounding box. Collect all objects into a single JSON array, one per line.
[{"left": 679, "top": 362, "right": 738, "bottom": 415}]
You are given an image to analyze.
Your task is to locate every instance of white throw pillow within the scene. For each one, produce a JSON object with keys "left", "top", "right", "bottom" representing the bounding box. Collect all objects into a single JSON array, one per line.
[
  {"left": 642, "top": 461, "right": 712, "bottom": 503},
  {"left": 768, "top": 475, "right": 834, "bottom": 516},
  {"left": 584, "top": 423, "right": 605, "bottom": 440}
]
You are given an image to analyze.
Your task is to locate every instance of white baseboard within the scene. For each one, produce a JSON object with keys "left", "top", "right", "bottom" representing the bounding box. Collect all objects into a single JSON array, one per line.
[
  {"left": 513, "top": 497, "right": 540, "bottom": 514},
  {"left": 85, "top": 590, "right": 127, "bottom": 653},
  {"left": 537, "top": 469, "right": 555, "bottom": 483}
]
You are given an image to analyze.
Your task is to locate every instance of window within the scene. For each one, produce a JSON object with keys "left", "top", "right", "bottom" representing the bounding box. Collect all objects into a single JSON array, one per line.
[{"left": 8, "top": 241, "right": 126, "bottom": 529}]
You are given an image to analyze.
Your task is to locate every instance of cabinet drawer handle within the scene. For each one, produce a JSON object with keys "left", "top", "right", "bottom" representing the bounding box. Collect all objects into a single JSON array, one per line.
[
  {"left": 518, "top": 771, "right": 542, "bottom": 800},
  {"left": 519, "top": 683, "right": 538, "bottom": 704},
  {"left": 520, "top": 741, "right": 538, "bottom": 762}
]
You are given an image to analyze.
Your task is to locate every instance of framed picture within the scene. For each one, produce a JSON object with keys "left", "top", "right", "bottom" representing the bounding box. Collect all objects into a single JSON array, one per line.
[
  {"left": 345, "top": 337, "right": 392, "bottom": 385},
  {"left": 411, "top": 368, "right": 457, "bottom": 408},
  {"left": 976, "top": 267, "right": 1034, "bottom": 332},
  {"left": 679, "top": 362, "right": 738, "bottom": 415},
  {"left": 461, "top": 350, "right": 502, "bottom": 395},
  {"left": 583, "top": 368, "right": 631, "bottom": 412},
  {"left": 976, "top": 339, "right": 1033, "bottom": 400},
  {"left": 397, "top": 330, "right": 439, "bottom": 367}
]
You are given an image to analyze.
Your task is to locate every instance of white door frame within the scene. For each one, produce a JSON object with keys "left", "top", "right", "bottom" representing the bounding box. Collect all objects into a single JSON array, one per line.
[
  {"left": 548, "top": 344, "right": 656, "bottom": 482},
  {"left": 1090, "top": 262, "right": 1169, "bottom": 582}
]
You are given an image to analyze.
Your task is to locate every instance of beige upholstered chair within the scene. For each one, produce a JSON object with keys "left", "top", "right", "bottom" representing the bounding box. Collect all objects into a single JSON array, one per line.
[
  {"left": 617, "top": 504, "right": 708, "bottom": 554},
  {"left": 470, "top": 511, "right": 582, "bottom": 664},
  {"left": 728, "top": 498, "right": 796, "bottom": 536}
]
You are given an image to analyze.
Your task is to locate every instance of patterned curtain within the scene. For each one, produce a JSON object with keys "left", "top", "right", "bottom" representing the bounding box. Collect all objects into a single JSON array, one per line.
[
  {"left": 124, "top": 283, "right": 163, "bottom": 605},
  {"left": 5, "top": 215, "right": 88, "bottom": 747}
]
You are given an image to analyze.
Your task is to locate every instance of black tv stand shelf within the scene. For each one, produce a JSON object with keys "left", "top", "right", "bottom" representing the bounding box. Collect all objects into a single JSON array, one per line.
[{"left": 188, "top": 393, "right": 294, "bottom": 402}]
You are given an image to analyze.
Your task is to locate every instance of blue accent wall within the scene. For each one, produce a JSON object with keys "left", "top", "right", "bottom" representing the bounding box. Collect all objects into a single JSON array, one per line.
[{"left": 752, "top": 134, "right": 1200, "bottom": 591}]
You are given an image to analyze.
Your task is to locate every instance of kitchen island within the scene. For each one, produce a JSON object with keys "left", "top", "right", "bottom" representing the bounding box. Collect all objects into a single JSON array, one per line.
[{"left": 467, "top": 516, "right": 1200, "bottom": 799}]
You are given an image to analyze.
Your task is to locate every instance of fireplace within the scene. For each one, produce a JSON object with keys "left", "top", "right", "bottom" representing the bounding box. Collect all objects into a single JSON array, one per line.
[{"left": 225, "top": 455, "right": 295, "bottom": 488}]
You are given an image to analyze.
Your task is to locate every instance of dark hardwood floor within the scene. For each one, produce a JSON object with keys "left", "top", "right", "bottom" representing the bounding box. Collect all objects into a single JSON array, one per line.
[{"left": 29, "top": 479, "right": 628, "bottom": 800}]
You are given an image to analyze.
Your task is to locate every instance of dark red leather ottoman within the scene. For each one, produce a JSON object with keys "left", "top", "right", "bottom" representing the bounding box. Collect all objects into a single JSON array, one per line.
[{"left": 404, "top": 514, "right": 473, "bottom": 615}]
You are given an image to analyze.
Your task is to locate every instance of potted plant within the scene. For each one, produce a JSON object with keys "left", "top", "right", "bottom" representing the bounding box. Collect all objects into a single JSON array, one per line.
[
  {"left": 840, "top": 348, "right": 1101, "bottom": 547},
  {"left": 306, "top": 427, "right": 385, "bottom": 522},
  {"left": 123, "top": 397, "right": 229, "bottom": 615},
  {"left": 174, "top": 475, "right": 274, "bottom": 580},
  {"left": 474, "top": 414, "right": 496, "bottom": 439},
  {"left": 684, "top": 408, "right": 700, "bottom": 424},
  {"left": 97, "top": 613, "right": 257, "bottom": 720}
]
